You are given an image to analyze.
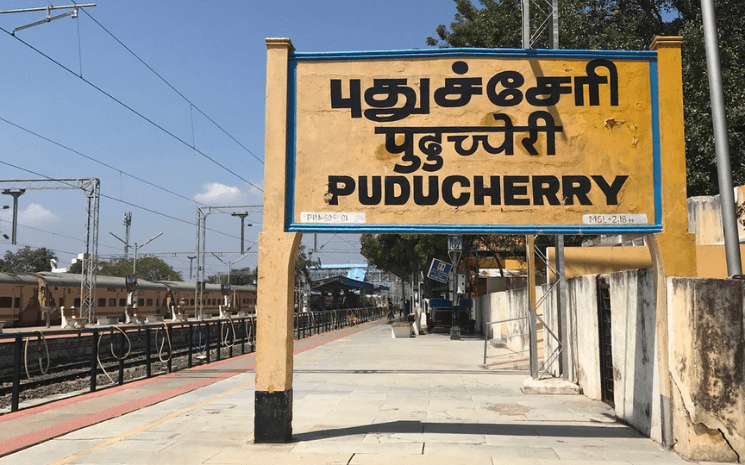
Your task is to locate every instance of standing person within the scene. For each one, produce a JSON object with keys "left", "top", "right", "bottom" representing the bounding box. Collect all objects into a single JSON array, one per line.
[
  {"left": 399, "top": 297, "right": 405, "bottom": 318},
  {"left": 387, "top": 298, "right": 395, "bottom": 321}
]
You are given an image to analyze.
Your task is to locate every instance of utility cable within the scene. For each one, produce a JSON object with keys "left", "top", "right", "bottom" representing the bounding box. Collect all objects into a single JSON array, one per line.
[
  {"left": 156, "top": 323, "right": 172, "bottom": 363},
  {"left": 0, "top": 159, "right": 246, "bottom": 243},
  {"left": 23, "top": 331, "right": 50, "bottom": 380},
  {"left": 0, "top": 117, "right": 211, "bottom": 207},
  {"left": 0, "top": 26, "right": 263, "bottom": 192},
  {"left": 75, "top": 5, "right": 264, "bottom": 166}
]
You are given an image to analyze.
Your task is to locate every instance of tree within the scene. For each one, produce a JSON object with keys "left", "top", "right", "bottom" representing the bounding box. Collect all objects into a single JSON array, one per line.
[
  {"left": 295, "top": 244, "right": 319, "bottom": 284},
  {"left": 428, "top": 0, "right": 745, "bottom": 197},
  {"left": 360, "top": 234, "right": 448, "bottom": 297},
  {"left": 68, "top": 256, "right": 183, "bottom": 282},
  {"left": 675, "top": 0, "right": 745, "bottom": 196},
  {"left": 229, "top": 266, "right": 258, "bottom": 286},
  {"left": 207, "top": 265, "right": 257, "bottom": 286},
  {"left": 0, "top": 247, "right": 57, "bottom": 273},
  {"left": 427, "top": 0, "right": 680, "bottom": 50}
]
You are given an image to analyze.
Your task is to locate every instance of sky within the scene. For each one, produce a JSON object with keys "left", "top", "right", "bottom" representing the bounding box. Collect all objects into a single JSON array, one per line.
[{"left": 0, "top": 0, "right": 464, "bottom": 280}]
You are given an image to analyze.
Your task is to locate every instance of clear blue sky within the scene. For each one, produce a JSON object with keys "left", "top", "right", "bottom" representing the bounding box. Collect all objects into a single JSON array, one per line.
[{"left": 0, "top": 0, "right": 464, "bottom": 279}]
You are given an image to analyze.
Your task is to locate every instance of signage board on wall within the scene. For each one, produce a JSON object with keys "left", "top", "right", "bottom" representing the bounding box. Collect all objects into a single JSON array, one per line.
[{"left": 286, "top": 49, "right": 661, "bottom": 234}]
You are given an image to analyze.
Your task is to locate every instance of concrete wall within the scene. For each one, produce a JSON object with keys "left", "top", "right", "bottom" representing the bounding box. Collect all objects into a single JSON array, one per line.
[
  {"left": 541, "top": 273, "right": 601, "bottom": 400},
  {"left": 476, "top": 286, "right": 544, "bottom": 361},
  {"left": 479, "top": 269, "right": 745, "bottom": 461},
  {"left": 608, "top": 269, "right": 661, "bottom": 440},
  {"left": 668, "top": 278, "right": 745, "bottom": 462}
]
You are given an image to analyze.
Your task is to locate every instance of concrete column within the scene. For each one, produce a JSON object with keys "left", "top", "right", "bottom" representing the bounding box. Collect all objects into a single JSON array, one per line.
[
  {"left": 255, "top": 38, "right": 301, "bottom": 443},
  {"left": 647, "top": 36, "right": 698, "bottom": 446}
]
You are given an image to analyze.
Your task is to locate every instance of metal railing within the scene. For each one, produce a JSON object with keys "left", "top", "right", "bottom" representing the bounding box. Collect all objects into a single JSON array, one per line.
[
  {"left": 1, "top": 306, "right": 385, "bottom": 413},
  {"left": 482, "top": 313, "right": 561, "bottom": 378}
]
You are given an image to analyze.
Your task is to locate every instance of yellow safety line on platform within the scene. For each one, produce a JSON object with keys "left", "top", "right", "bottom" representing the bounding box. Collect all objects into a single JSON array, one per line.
[{"left": 49, "top": 379, "right": 256, "bottom": 465}]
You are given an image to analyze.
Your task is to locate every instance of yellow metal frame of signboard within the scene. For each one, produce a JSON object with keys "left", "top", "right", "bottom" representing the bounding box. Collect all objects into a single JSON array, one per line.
[{"left": 286, "top": 48, "right": 661, "bottom": 234}]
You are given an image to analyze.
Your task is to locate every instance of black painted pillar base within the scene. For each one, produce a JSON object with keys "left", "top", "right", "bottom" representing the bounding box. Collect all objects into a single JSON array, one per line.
[{"left": 254, "top": 390, "right": 292, "bottom": 443}]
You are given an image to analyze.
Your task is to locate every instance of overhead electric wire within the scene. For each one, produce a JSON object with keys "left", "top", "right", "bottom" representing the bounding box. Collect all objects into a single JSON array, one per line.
[
  {"left": 75, "top": 4, "right": 263, "bottom": 166},
  {"left": 0, "top": 116, "right": 210, "bottom": 207},
  {"left": 0, "top": 236, "right": 82, "bottom": 258},
  {"left": 0, "top": 160, "right": 246, "bottom": 243},
  {"left": 10, "top": 221, "right": 122, "bottom": 252},
  {"left": 0, "top": 25, "right": 263, "bottom": 193}
]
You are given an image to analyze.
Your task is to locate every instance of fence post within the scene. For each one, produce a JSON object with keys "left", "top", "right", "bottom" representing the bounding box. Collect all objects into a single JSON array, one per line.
[
  {"left": 90, "top": 329, "right": 99, "bottom": 392},
  {"left": 145, "top": 327, "right": 152, "bottom": 378},
  {"left": 11, "top": 336, "right": 22, "bottom": 412},
  {"left": 187, "top": 322, "right": 193, "bottom": 368}
]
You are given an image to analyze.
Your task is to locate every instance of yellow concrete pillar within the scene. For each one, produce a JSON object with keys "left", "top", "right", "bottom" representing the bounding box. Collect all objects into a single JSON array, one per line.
[
  {"left": 647, "top": 36, "right": 697, "bottom": 446},
  {"left": 254, "top": 38, "right": 301, "bottom": 443}
]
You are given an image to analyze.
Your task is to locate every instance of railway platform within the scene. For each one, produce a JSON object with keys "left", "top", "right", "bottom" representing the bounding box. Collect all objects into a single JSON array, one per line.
[{"left": 0, "top": 318, "right": 728, "bottom": 465}]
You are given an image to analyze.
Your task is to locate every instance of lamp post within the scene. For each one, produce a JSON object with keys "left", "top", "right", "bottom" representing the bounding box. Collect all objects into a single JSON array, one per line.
[
  {"left": 2, "top": 189, "right": 25, "bottom": 245},
  {"left": 231, "top": 212, "right": 252, "bottom": 254}
]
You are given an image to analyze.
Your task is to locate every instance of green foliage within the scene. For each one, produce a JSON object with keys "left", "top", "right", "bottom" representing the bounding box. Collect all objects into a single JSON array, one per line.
[
  {"left": 0, "top": 247, "right": 57, "bottom": 273},
  {"left": 427, "top": 0, "right": 680, "bottom": 50},
  {"left": 677, "top": 0, "right": 745, "bottom": 196},
  {"left": 207, "top": 265, "right": 257, "bottom": 286},
  {"left": 360, "top": 234, "right": 448, "bottom": 280},
  {"left": 229, "top": 266, "right": 258, "bottom": 286},
  {"left": 295, "top": 244, "right": 319, "bottom": 282},
  {"left": 68, "top": 256, "right": 182, "bottom": 282}
]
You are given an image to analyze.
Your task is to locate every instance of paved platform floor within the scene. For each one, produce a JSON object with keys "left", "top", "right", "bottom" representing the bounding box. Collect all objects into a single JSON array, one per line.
[{"left": 0, "top": 319, "right": 732, "bottom": 464}]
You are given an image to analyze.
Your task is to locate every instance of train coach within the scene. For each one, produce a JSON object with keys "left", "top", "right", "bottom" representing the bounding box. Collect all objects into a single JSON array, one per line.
[
  {"left": 0, "top": 272, "right": 257, "bottom": 328},
  {"left": 35, "top": 272, "right": 168, "bottom": 326},
  {"left": 161, "top": 281, "right": 257, "bottom": 317},
  {"left": 0, "top": 272, "right": 41, "bottom": 327}
]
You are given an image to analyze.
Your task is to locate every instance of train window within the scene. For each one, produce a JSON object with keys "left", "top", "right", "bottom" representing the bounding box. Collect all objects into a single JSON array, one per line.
[
  {"left": 98, "top": 298, "right": 106, "bottom": 307},
  {"left": 190, "top": 299, "right": 195, "bottom": 305},
  {"left": 0, "top": 297, "right": 11, "bottom": 308},
  {"left": 138, "top": 299, "right": 144, "bottom": 307},
  {"left": 74, "top": 298, "right": 81, "bottom": 307},
  {"left": 119, "top": 298, "right": 126, "bottom": 307},
  {"left": 146, "top": 299, "right": 153, "bottom": 307},
  {"left": 109, "top": 298, "right": 116, "bottom": 307}
]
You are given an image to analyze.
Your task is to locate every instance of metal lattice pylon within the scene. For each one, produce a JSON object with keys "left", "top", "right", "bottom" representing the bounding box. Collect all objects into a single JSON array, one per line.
[
  {"left": 0, "top": 178, "right": 100, "bottom": 323},
  {"left": 195, "top": 205, "right": 261, "bottom": 319},
  {"left": 522, "top": 0, "right": 559, "bottom": 49}
]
